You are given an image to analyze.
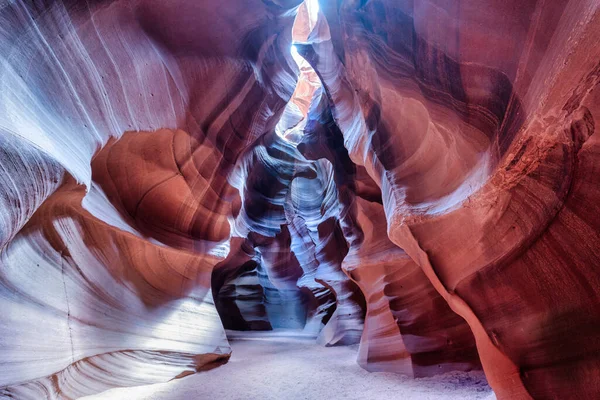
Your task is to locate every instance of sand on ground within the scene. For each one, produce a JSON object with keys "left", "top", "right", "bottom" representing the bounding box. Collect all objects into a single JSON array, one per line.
[{"left": 83, "top": 331, "right": 496, "bottom": 400}]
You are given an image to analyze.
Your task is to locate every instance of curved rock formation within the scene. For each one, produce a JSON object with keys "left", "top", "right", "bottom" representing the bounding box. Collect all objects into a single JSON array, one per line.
[
  {"left": 308, "top": 0, "right": 600, "bottom": 398},
  {"left": 0, "top": 0, "right": 300, "bottom": 397},
  {"left": 1, "top": 0, "right": 600, "bottom": 399}
]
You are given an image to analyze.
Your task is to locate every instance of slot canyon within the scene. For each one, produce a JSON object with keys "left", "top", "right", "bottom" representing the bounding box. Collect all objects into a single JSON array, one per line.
[{"left": 1, "top": 0, "right": 600, "bottom": 399}]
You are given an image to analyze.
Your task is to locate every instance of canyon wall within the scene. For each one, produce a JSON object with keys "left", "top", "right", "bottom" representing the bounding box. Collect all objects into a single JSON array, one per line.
[{"left": 1, "top": 0, "right": 600, "bottom": 399}]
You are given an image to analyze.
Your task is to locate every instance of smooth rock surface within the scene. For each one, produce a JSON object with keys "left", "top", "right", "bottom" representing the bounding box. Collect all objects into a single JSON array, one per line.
[{"left": 1, "top": 0, "right": 600, "bottom": 399}]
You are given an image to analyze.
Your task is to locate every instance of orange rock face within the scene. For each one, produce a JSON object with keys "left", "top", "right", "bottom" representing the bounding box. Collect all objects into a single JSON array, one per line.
[{"left": 1, "top": 0, "right": 600, "bottom": 399}]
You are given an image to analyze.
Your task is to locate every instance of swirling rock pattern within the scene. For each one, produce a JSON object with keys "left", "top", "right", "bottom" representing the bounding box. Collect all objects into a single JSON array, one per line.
[
  {"left": 310, "top": 0, "right": 600, "bottom": 398},
  {"left": 0, "top": 0, "right": 300, "bottom": 397},
  {"left": 1, "top": 0, "right": 600, "bottom": 399}
]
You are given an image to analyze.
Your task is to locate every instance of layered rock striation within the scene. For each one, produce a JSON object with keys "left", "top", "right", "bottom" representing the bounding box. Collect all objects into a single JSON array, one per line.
[{"left": 1, "top": 0, "right": 600, "bottom": 399}]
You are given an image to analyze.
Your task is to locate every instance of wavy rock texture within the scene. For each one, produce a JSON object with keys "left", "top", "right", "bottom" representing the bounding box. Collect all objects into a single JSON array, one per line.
[
  {"left": 0, "top": 0, "right": 301, "bottom": 398},
  {"left": 308, "top": 0, "right": 600, "bottom": 398},
  {"left": 1, "top": 0, "right": 600, "bottom": 399}
]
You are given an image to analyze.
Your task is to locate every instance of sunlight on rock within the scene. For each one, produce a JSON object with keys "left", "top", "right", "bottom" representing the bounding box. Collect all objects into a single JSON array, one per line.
[{"left": 1, "top": 0, "right": 600, "bottom": 399}]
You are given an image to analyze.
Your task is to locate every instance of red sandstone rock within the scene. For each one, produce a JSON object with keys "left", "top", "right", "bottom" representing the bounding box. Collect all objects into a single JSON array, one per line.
[
  {"left": 311, "top": 1, "right": 600, "bottom": 398},
  {"left": 1, "top": 0, "right": 600, "bottom": 399}
]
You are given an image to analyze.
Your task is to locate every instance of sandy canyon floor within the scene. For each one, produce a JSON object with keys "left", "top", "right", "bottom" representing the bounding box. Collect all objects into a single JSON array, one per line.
[{"left": 82, "top": 332, "right": 496, "bottom": 400}]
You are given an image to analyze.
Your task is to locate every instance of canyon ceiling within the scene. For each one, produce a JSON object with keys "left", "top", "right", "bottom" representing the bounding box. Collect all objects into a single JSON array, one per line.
[{"left": 1, "top": 0, "right": 600, "bottom": 399}]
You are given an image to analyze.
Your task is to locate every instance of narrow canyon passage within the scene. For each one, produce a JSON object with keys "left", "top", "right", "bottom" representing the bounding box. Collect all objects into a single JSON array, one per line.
[{"left": 1, "top": 0, "right": 600, "bottom": 400}]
